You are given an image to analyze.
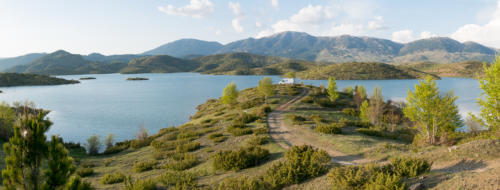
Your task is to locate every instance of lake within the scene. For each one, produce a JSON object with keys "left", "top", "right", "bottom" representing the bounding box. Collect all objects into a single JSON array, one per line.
[{"left": 0, "top": 73, "right": 481, "bottom": 143}]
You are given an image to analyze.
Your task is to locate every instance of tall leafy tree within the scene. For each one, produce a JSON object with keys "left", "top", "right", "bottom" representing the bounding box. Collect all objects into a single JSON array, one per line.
[
  {"left": 472, "top": 56, "right": 500, "bottom": 132},
  {"left": 327, "top": 77, "right": 339, "bottom": 102},
  {"left": 2, "top": 109, "right": 78, "bottom": 190},
  {"left": 353, "top": 85, "right": 367, "bottom": 108},
  {"left": 368, "top": 85, "right": 385, "bottom": 126},
  {"left": 404, "top": 76, "right": 463, "bottom": 145},
  {"left": 257, "top": 77, "right": 275, "bottom": 103},
  {"left": 221, "top": 82, "right": 239, "bottom": 105},
  {"left": 359, "top": 100, "right": 370, "bottom": 123}
]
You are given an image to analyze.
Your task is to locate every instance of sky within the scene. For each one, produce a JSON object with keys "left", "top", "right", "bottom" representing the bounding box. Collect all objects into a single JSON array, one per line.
[{"left": 1, "top": 0, "right": 500, "bottom": 57}]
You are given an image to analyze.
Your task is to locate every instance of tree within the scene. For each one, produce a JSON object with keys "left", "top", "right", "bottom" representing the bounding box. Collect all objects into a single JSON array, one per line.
[
  {"left": 368, "top": 86, "right": 384, "bottom": 126},
  {"left": 221, "top": 82, "right": 239, "bottom": 105},
  {"left": 283, "top": 72, "right": 296, "bottom": 79},
  {"left": 85, "top": 135, "right": 101, "bottom": 156},
  {"left": 0, "top": 102, "right": 16, "bottom": 140},
  {"left": 2, "top": 109, "right": 76, "bottom": 190},
  {"left": 327, "top": 77, "right": 339, "bottom": 102},
  {"left": 360, "top": 100, "right": 370, "bottom": 123},
  {"left": 404, "top": 76, "right": 463, "bottom": 145},
  {"left": 43, "top": 136, "right": 76, "bottom": 189},
  {"left": 353, "top": 86, "right": 367, "bottom": 108},
  {"left": 257, "top": 77, "right": 275, "bottom": 103},
  {"left": 105, "top": 133, "right": 115, "bottom": 150},
  {"left": 471, "top": 56, "right": 500, "bottom": 132}
]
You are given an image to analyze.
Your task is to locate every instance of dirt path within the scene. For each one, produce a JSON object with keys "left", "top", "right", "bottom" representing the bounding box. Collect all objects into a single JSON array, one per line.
[{"left": 267, "top": 88, "right": 357, "bottom": 165}]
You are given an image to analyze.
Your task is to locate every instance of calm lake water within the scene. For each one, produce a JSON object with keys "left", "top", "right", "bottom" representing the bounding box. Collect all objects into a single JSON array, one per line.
[{"left": 0, "top": 73, "right": 481, "bottom": 143}]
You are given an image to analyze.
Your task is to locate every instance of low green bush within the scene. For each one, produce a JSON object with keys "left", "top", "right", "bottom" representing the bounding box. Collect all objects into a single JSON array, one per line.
[
  {"left": 103, "top": 141, "right": 130, "bottom": 155},
  {"left": 389, "top": 157, "right": 432, "bottom": 178},
  {"left": 227, "top": 125, "right": 253, "bottom": 136},
  {"left": 217, "top": 175, "right": 270, "bottom": 190},
  {"left": 315, "top": 123, "right": 342, "bottom": 134},
  {"left": 342, "top": 108, "right": 358, "bottom": 116},
  {"left": 176, "top": 142, "right": 200, "bottom": 153},
  {"left": 133, "top": 161, "right": 156, "bottom": 173},
  {"left": 300, "top": 96, "right": 314, "bottom": 103},
  {"left": 313, "top": 97, "right": 333, "bottom": 107},
  {"left": 253, "top": 127, "right": 268, "bottom": 135},
  {"left": 246, "top": 136, "right": 270, "bottom": 146},
  {"left": 365, "top": 172, "right": 405, "bottom": 190},
  {"left": 263, "top": 145, "right": 330, "bottom": 188},
  {"left": 211, "top": 136, "right": 228, "bottom": 143},
  {"left": 124, "top": 176, "right": 156, "bottom": 190},
  {"left": 101, "top": 172, "right": 126, "bottom": 184},
  {"left": 233, "top": 112, "right": 258, "bottom": 124},
  {"left": 76, "top": 167, "right": 94, "bottom": 177},
  {"left": 158, "top": 171, "right": 196, "bottom": 189},
  {"left": 208, "top": 133, "right": 223, "bottom": 139},
  {"left": 177, "top": 131, "right": 199, "bottom": 140},
  {"left": 130, "top": 138, "right": 153, "bottom": 149},
  {"left": 66, "top": 176, "right": 93, "bottom": 190},
  {"left": 289, "top": 115, "right": 306, "bottom": 124},
  {"left": 164, "top": 153, "right": 198, "bottom": 171},
  {"left": 213, "top": 146, "right": 270, "bottom": 171}
]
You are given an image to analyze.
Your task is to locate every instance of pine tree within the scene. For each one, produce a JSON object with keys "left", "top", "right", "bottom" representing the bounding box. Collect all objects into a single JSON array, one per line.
[
  {"left": 221, "top": 82, "right": 239, "bottom": 105},
  {"left": 404, "top": 76, "right": 463, "bottom": 145},
  {"left": 257, "top": 77, "right": 275, "bottom": 103},
  {"left": 2, "top": 109, "right": 79, "bottom": 190},
  {"left": 472, "top": 56, "right": 500, "bottom": 132},
  {"left": 360, "top": 100, "right": 370, "bottom": 123},
  {"left": 327, "top": 77, "right": 339, "bottom": 102},
  {"left": 42, "top": 135, "right": 76, "bottom": 189}
]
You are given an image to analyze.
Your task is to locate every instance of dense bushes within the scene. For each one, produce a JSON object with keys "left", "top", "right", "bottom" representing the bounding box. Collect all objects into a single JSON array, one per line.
[
  {"left": 315, "top": 123, "right": 343, "bottom": 134},
  {"left": 217, "top": 175, "right": 270, "bottom": 190},
  {"left": 103, "top": 140, "right": 131, "bottom": 155},
  {"left": 101, "top": 172, "right": 126, "bottom": 184},
  {"left": 213, "top": 146, "right": 270, "bottom": 171},
  {"left": 158, "top": 171, "right": 197, "bottom": 189},
  {"left": 208, "top": 133, "right": 227, "bottom": 143},
  {"left": 328, "top": 157, "right": 431, "bottom": 189},
  {"left": 246, "top": 135, "right": 270, "bottom": 146},
  {"left": 263, "top": 145, "right": 330, "bottom": 188},
  {"left": 176, "top": 142, "right": 200, "bottom": 153},
  {"left": 289, "top": 115, "right": 306, "bottom": 124},
  {"left": 342, "top": 108, "right": 358, "bottom": 116},
  {"left": 227, "top": 124, "right": 253, "bottom": 136},
  {"left": 123, "top": 176, "right": 156, "bottom": 190},
  {"left": 133, "top": 161, "right": 156, "bottom": 173},
  {"left": 356, "top": 127, "right": 414, "bottom": 143},
  {"left": 253, "top": 127, "right": 268, "bottom": 135},
  {"left": 164, "top": 153, "right": 199, "bottom": 171},
  {"left": 76, "top": 167, "right": 94, "bottom": 177}
]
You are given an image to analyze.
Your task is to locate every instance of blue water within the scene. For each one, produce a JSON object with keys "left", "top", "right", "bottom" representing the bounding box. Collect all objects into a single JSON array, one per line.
[{"left": 0, "top": 73, "right": 481, "bottom": 143}]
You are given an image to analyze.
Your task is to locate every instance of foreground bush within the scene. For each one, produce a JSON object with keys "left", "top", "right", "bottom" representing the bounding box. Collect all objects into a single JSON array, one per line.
[
  {"left": 164, "top": 153, "right": 198, "bottom": 171},
  {"left": 133, "top": 161, "right": 156, "bottom": 173},
  {"left": 289, "top": 115, "right": 306, "bottom": 124},
  {"left": 213, "top": 146, "right": 270, "bottom": 171},
  {"left": 315, "top": 123, "right": 342, "bottom": 134},
  {"left": 216, "top": 175, "right": 270, "bottom": 190},
  {"left": 227, "top": 124, "right": 253, "bottom": 136},
  {"left": 158, "top": 171, "right": 197, "bottom": 189},
  {"left": 66, "top": 176, "right": 94, "bottom": 190},
  {"left": 101, "top": 172, "right": 126, "bottom": 184},
  {"left": 176, "top": 142, "right": 200, "bottom": 153},
  {"left": 263, "top": 145, "right": 330, "bottom": 188},
  {"left": 246, "top": 135, "right": 270, "bottom": 146},
  {"left": 124, "top": 176, "right": 156, "bottom": 190},
  {"left": 103, "top": 140, "right": 130, "bottom": 155},
  {"left": 389, "top": 157, "right": 432, "bottom": 177}
]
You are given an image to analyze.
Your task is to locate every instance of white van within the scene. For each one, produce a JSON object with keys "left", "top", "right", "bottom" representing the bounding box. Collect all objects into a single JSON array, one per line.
[{"left": 278, "top": 78, "right": 295, "bottom": 85}]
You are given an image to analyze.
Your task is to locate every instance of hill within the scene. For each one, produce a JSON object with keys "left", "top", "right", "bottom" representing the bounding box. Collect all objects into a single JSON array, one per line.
[
  {"left": 0, "top": 73, "right": 79, "bottom": 87},
  {"left": 403, "top": 61, "right": 486, "bottom": 78},
  {"left": 143, "top": 39, "right": 223, "bottom": 57},
  {"left": 193, "top": 52, "right": 290, "bottom": 75},
  {"left": 83, "top": 53, "right": 143, "bottom": 64},
  {"left": 0, "top": 53, "right": 46, "bottom": 71},
  {"left": 297, "top": 62, "right": 439, "bottom": 80},
  {"left": 6, "top": 50, "right": 126, "bottom": 75},
  {"left": 145, "top": 31, "right": 497, "bottom": 63},
  {"left": 120, "top": 55, "right": 200, "bottom": 74}
]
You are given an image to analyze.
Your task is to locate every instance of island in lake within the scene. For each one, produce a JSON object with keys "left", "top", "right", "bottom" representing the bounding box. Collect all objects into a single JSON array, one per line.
[
  {"left": 126, "top": 77, "right": 149, "bottom": 81},
  {"left": 79, "top": 77, "right": 96, "bottom": 80},
  {"left": 0, "top": 73, "right": 79, "bottom": 87}
]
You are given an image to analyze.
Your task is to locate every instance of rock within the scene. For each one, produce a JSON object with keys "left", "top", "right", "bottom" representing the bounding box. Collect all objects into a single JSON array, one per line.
[{"left": 409, "top": 183, "right": 423, "bottom": 190}]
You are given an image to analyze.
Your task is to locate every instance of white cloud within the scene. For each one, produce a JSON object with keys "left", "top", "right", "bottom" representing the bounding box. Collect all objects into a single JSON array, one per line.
[
  {"left": 228, "top": 2, "right": 242, "bottom": 16},
  {"left": 158, "top": 0, "right": 213, "bottom": 19},
  {"left": 271, "top": 0, "right": 279, "bottom": 8},
  {"left": 215, "top": 30, "right": 222, "bottom": 36},
  {"left": 232, "top": 19, "right": 244, "bottom": 33},
  {"left": 451, "top": 0, "right": 500, "bottom": 47},
  {"left": 255, "top": 22, "right": 263, "bottom": 28},
  {"left": 290, "top": 5, "right": 333, "bottom": 24},
  {"left": 328, "top": 23, "right": 365, "bottom": 36},
  {"left": 392, "top": 30, "right": 415, "bottom": 43},
  {"left": 420, "top": 31, "right": 437, "bottom": 39},
  {"left": 256, "top": 29, "right": 274, "bottom": 38},
  {"left": 367, "top": 16, "right": 387, "bottom": 30}
]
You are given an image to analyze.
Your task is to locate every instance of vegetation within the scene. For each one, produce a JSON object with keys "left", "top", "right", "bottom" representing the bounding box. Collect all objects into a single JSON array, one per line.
[
  {"left": 315, "top": 123, "right": 342, "bottom": 134},
  {"left": 257, "top": 77, "right": 275, "bottom": 103},
  {"left": 327, "top": 77, "right": 339, "bottom": 102},
  {"left": 404, "top": 76, "right": 463, "bottom": 145},
  {"left": 221, "top": 82, "right": 239, "bottom": 105},
  {"left": 212, "top": 146, "right": 270, "bottom": 171},
  {"left": 100, "top": 172, "right": 125, "bottom": 184},
  {"left": 0, "top": 73, "right": 79, "bottom": 87},
  {"left": 404, "top": 60, "right": 486, "bottom": 78},
  {"left": 471, "top": 56, "right": 500, "bottom": 133},
  {"left": 85, "top": 135, "right": 101, "bottom": 156},
  {"left": 126, "top": 77, "right": 149, "bottom": 81}
]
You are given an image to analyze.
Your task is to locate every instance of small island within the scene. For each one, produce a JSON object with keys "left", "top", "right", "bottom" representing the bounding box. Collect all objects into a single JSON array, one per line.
[
  {"left": 126, "top": 77, "right": 149, "bottom": 81},
  {"left": 0, "top": 73, "right": 79, "bottom": 87},
  {"left": 79, "top": 77, "right": 96, "bottom": 80}
]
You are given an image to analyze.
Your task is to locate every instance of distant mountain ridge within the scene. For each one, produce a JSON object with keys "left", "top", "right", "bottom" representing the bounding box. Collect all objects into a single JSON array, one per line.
[{"left": 145, "top": 31, "right": 497, "bottom": 63}]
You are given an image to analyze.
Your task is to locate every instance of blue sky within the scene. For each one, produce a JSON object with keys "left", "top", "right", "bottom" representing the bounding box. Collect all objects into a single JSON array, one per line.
[{"left": 1, "top": 0, "right": 500, "bottom": 57}]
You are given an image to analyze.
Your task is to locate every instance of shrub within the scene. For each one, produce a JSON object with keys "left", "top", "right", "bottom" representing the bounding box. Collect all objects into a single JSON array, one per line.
[
  {"left": 76, "top": 167, "right": 94, "bottom": 177},
  {"left": 66, "top": 176, "right": 94, "bottom": 190},
  {"left": 233, "top": 112, "right": 258, "bottom": 124},
  {"left": 217, "top": 175, "right": 270, "bottom": 190},
  {"left": 263, "top": 145, "right": 330, "bottom": 188},
  {"left": 253, "top": 127, "right": 268, "bottom": 135},
  {"left": 133, "top": 161, "right": 156, "bottom": 173},
  {"left": 313, "top": 97, "right": 332, "bottom": 107},
  {"left": 85, "top": 135, "right": 102, "bottom": 156},
  {"left": 315, "top": 123, "right": 342, "bottom": 134},
  {"left": 208, "top": 133, "right": 223, "bottom": 139},
  {"left": 389, "top": 157, "right": 432, "bottom": 178},
  {"left": 289, "top": 115, "right": 306, "bottom": 124},
  {"left": 301, "top": 96, "right": 314, "bottom": 103},
  {"left": 177, "top": 131, "right": 199, "bottom": 140},
  {"left": 164, "top": 153, "right": 198, "bottom": 171},
  {"left": 176, "top": 142, "right": 200, "bottom": 153},
  {"left": 328, "top": 165, "right": 373, "bottom": 189},
  {"left": 246, "top": 136, "right": 270, "bottom": 146},
  {"left": 158, "top": 171, "right": 196, "bottom": 189},
  {"left": 101, "top": 172, "right": 125, "bottom": 184},
  {"left": 211, "top": 136, "right": 228, "bottom": 143},
  {"left": 124, "top": 176, "right": 156, "bottom": 190},
  {"left": 365, "top": 172, "right": 406, "bottom": 190},
  {"left": 256, "top": 106, "right": 272, "bottom": 117},
  {"left": 310, "top": 114, "right": 324, "bottom": 123},
  {"left": 213, "top": 146, "right": 270, "bottom": 171},
  {"left": 227, "top": 125, "right": 253, "bottom": 136},
  {"left": 103, "top": 140, "right": 130, "bottom": 155},
  {"left": 342, "top": 108, "right": 358, "bottom": 117}
]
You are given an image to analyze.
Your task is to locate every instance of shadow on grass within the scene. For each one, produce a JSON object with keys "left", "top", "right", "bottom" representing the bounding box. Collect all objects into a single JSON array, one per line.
[{"left": 433, "top": 159, "right": 487, "bottom": 173}]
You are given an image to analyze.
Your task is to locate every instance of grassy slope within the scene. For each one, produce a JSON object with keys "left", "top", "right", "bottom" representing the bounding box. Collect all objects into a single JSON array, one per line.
[
  {"left": 403, "top": 61, "right": 486, "bottom": 78},
  {"left": 0, "top": 73, "right": 79, "bottom": 87}
]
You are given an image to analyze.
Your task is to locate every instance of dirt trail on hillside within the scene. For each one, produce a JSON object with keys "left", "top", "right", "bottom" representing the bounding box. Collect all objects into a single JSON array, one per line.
[{"left": 267, "top": 88, "right": 359, "bottom": 165}]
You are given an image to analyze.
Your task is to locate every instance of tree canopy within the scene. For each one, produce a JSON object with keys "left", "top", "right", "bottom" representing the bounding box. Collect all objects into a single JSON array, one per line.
[{"left": 222, "top": 82, "right": 239, "bottom": 105}]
